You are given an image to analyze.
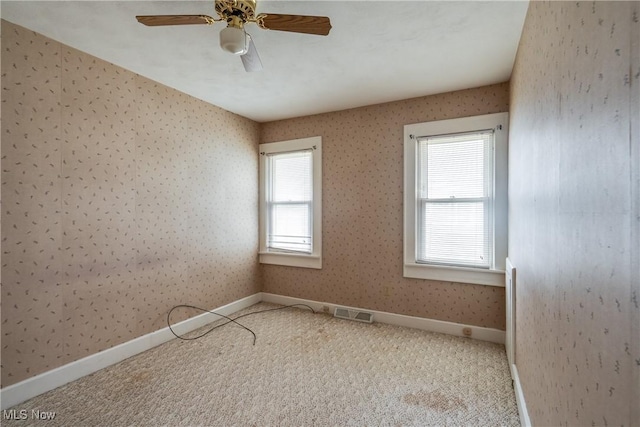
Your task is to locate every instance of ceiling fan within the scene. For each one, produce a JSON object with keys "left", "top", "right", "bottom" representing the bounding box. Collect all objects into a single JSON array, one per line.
[{"left": 136, "top": 0, "right": 332, "bottom": 72}]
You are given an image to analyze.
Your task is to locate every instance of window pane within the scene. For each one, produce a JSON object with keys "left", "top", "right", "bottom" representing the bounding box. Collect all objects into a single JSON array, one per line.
[
  {"left": 418, "top": 201, "right": 490, "bottom": 267},
  {"left": 271, "top": 151, "right": 312, "bottom": 202},
  {"left": 418, "top": 132, "right": 491, "bottom": 199},
  {"left": 269, "top": 203, "right": 312, "bottom": 253},
  {"left": 267, "top": 149, "right": 313, "bottom": 254}
]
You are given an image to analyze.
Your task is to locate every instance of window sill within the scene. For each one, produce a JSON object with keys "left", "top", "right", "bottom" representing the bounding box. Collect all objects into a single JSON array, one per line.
[
  {"left": 403, "top": 263, "right": 504, "bottom": 287},
  {"left": 259, "top": 252, "right": 322, "bottom": 269}
]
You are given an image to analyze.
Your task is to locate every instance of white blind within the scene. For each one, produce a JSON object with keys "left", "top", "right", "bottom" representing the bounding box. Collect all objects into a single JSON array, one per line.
[
  {"left": 267, "top": 150, "right": 313, "bottom": 253},
  {"left": 416, "top": 130, "right": 494, "bottom": 268}
]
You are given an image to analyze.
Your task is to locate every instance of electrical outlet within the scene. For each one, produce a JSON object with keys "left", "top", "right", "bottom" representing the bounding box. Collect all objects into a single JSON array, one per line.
[{"left": 462, "top": 327, "right": 472, "bottom": 337}]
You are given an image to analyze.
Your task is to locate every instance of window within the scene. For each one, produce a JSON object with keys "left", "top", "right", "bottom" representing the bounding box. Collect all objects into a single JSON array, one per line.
[
  {"left": 259, "top": 136, "right": 322, "bottom": 269},
  {"left": 417, "top": 130, "right": 494, "bottom": 268},
  {"left": 404, "top": 113, "right": 508, "bottom": 286}
]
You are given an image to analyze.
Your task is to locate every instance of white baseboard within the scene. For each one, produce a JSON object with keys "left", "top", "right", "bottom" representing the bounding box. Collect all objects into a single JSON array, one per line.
[
  {"left": 0, "top": 293, "right": 262, "bottom": 410},
  {"left": 2, "top": 291, "right": 507, "bottom": 410},
  {"left": 512, "top": 364, "right": 532, "bottom": 427},
  {"left": 261, "top": 293, "right": 505, "bottom": 344}
]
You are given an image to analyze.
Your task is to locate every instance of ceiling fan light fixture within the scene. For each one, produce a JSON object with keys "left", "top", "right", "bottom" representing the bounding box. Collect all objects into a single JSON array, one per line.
[{"left": 220, "top": 25, "right": 248, "bottom": 55}]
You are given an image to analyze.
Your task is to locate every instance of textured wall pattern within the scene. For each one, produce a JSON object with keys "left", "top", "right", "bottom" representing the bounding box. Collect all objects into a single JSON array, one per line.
[
  {"left": 1, "top": 21, "right": 260, "bottom": 387},
  {"left": 509, "top": 2, "right": 639, "bottom": 426},
  {"left": 261, "top": 84, "right": 510, "bottom": 329}
]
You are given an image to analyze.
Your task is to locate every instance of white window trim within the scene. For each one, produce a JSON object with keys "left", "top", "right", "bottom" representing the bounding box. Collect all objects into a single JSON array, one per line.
[
  {"left": 403, "top": 113, "right": 508, "bottom": 287},
  {"left": 259, "top": 136, "right": 322, "bottom": 269}
]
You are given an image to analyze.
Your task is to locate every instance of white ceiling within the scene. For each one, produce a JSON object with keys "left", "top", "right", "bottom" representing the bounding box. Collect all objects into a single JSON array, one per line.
[{"left": 1, "top": 1, "right": 529, "bottom": 122}]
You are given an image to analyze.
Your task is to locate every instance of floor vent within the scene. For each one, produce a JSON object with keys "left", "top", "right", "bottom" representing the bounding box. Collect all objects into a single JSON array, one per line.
[{"left": 334, "top": 307, "right": 374, "bottom": 323}]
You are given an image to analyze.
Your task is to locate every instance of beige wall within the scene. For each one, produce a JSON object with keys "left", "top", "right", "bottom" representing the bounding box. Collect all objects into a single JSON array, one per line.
[
  {"left": 261, "top": 84, "right": 510, "bottom": 330},
  {"left": 509, "top": 2, "right": 639, "bottom": 426},
  {"left": 1, "top": 21, "right": 261, "bottom": 387}
]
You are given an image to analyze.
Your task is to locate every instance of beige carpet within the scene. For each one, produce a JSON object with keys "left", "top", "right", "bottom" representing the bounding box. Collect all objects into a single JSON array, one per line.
[{"left": 3, "top": 303, "right": 520, "bottom": 426}]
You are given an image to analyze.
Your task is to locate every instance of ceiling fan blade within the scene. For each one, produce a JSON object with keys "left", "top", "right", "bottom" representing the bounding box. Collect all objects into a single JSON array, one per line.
[
  {"left": 241, "top": 34, "right": 263, "bottom": 72},
  {"left": 136, "top": 15, "right": 215, "bottom": 26},
  {"left": 259, "top": 14, "right": 331, "bottom": 36}
]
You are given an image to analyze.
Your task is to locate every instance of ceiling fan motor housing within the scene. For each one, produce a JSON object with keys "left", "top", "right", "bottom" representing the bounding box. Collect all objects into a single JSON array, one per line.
[{"left": 215, "top": 0, "right": 257, "bottom": 22}]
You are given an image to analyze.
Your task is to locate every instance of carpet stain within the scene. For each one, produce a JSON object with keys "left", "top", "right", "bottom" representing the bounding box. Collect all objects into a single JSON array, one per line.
[
  {"left": 130, "top": 370, "right": 152, "bottom": 384},
  {"left": 290, "top": 330, "right": 334, "bottom": 353},
  {"left": 316, "top": 328, "right": 333, "bottom": 342},
  {"left": 402, "top": 390, "right": 468, "bottom": 412}
]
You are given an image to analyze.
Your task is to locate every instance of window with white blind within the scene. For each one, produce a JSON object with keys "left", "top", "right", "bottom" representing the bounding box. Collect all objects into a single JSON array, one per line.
[
  {"left": 404, "top": 113, "right": 508, "bottom": 286},
  {"left": 417, "top": 130, "right": 493, "bottom": 268},
  {"left": 259, "top": 136, "right": 322, "bottom": 269}
]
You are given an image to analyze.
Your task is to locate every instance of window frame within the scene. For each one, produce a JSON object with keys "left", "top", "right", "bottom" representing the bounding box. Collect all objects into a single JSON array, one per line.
[
  {"left": 259, "top": 136, "right": 322, "bottom": 269},
  {"left": 403, "top": 113, "right": 508, "bottom": 286}
]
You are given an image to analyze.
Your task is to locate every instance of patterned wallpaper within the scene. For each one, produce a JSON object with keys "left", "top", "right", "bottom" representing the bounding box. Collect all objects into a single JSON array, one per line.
[
  {"left": 261, "top": 84, "right": 510, "bottom": 330},
  {"left": 1, "top": 21, "right": 260, "bottom": 387},
  {"left": 509, "top": 2, "right": 639, "bottom": 426}
]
